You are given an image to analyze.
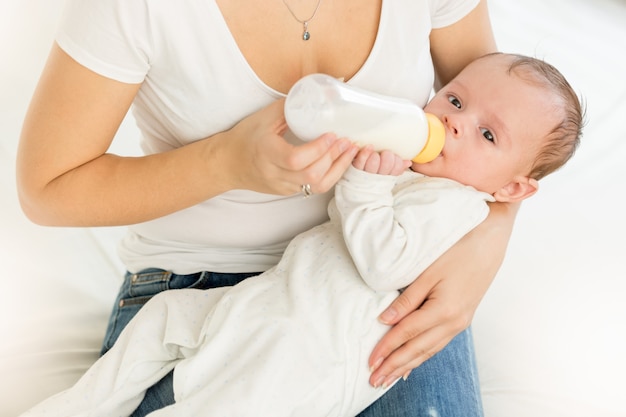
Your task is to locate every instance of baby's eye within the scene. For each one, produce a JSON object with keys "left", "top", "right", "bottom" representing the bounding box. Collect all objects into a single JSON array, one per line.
[
  {"left": 447, "top": 95, "right": 461, "bottom": 109},
  {"left": 481, "top": 128, "right": 495, "bottom": 142}
]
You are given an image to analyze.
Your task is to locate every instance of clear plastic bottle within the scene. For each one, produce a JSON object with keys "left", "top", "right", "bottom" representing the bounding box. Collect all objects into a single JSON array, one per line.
[{"left": 285, "top": 74, "right": 445, "bottom": 163}]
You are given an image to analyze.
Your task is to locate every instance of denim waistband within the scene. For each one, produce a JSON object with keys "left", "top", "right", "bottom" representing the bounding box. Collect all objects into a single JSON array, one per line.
[{"left": 127, "top": 268, "right": 262, "bottom": 293}]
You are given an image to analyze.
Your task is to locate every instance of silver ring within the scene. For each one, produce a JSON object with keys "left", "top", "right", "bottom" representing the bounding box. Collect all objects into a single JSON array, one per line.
[{"left": 301, "top": 183, "right": 313, "bottom": 198}]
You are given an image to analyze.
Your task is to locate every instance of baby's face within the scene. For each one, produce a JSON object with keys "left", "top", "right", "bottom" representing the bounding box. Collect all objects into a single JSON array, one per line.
[{"left": 415, "top": 55, "right": 561, "bottom": 195}]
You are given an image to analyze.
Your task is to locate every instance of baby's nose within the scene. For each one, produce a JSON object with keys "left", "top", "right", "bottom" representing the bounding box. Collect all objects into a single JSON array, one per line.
[{"left": 442, "top": 115, "right": 462, "bottom": 138}]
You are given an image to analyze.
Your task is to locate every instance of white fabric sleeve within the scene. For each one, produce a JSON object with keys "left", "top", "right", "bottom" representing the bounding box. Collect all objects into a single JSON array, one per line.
[
  {"left": 56, "top": 0, "right": 151, "bottom": 83},
  {"left": 334, "top": 166, "right": 491, "bottom": 292},
  {"left": 428, "top": 0, "right": 481, "bottom": 29}
]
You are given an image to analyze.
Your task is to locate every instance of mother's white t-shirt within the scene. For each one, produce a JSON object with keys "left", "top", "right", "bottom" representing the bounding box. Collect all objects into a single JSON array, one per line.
[{"left": 56, "top": 0, "right": 479, "bottom": 274}]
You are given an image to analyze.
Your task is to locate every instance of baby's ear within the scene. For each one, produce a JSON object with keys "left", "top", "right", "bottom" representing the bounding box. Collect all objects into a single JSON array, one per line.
[{"left": 493, "top": 176, "right": 539, "bottom": 203}]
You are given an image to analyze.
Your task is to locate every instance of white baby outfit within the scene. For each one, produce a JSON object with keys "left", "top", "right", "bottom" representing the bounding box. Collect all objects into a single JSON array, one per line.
[{"left": 21, "top": 167, "right": 492, "bottom": 417}]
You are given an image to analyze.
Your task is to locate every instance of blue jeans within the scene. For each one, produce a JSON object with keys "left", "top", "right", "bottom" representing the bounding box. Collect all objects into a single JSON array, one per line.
[{"left": 101, "top": 269, "right": 484, "bottom": 416}]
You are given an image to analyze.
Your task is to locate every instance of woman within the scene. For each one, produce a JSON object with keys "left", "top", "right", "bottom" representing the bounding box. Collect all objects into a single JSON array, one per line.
[{"left": 16, "top": 0, "right": 512, "bottom": 415}]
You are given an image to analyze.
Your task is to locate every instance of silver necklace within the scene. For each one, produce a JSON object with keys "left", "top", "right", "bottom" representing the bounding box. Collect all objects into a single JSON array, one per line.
[{"left": 282, "top": 0, "right": 323, "bottom": 41}]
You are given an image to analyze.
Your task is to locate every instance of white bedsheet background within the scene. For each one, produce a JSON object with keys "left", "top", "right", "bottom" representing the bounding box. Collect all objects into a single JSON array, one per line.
[{"left": 1, "top": 0, "right": 624, "bottom": 416}]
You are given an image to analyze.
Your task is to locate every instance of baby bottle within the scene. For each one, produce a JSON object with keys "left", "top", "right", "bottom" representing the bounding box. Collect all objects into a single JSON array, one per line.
[{"left": 285, "top": 74, "right": 445, "bottom": 163}]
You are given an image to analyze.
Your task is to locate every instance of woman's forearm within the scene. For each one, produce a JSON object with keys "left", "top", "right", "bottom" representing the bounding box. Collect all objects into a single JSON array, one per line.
[
  {"left": 471, "top": 199, "right": 520, "bottom": 283},
  {"left": 449, "top": 199, "right": 521, "bottom": 315},
  {"left": 16, "top": 45, "right": 245, "bottom": 227},
  {"left": 18, "top": 139, "right": 235, "bottom": 227}
]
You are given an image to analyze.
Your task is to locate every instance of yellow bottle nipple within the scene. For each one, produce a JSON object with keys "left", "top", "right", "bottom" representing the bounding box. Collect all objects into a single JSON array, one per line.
[{"left": 412, "top": 113, "right": 445, "bottom": 163}]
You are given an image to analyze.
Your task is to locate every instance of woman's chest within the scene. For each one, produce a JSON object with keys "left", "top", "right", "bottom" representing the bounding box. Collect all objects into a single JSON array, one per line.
[
  {"left": 138, "top": 0, "right": 436, "bottom": 145},
  {"left": 216, "top": 0, "right": 383, "bottom": 94}
]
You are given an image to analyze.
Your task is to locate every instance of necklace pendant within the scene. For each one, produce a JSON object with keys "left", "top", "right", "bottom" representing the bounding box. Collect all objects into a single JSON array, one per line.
[
  {"left": 283, "top": 0, "right": 322, "bottom": 41},
  {"left": 302, "top": 21, "right": 310, "bottom": 41}
]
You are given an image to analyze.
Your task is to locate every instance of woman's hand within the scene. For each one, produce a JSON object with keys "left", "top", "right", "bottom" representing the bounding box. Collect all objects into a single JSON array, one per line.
[
  {"left": 367, "top": 201, "right": 519, "bottom": 388},
  {"left": 222, "top": 98, "right": 358, "bottom": 196}
]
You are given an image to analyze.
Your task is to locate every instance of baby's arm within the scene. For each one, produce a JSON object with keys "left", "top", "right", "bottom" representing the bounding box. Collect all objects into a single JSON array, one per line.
[{"left": 335, "top": 149, "right": 490, "bottom": 292}]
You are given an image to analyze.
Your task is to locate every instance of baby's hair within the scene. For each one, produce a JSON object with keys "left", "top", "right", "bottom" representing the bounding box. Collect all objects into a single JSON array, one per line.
[{"left": 488, "top": 52, "right": 585, "bottom": 180}]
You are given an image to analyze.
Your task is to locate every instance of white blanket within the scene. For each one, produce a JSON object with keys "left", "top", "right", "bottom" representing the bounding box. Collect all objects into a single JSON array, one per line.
[{"left": 1, "top": 0, "right": 625, "bottom": 416}]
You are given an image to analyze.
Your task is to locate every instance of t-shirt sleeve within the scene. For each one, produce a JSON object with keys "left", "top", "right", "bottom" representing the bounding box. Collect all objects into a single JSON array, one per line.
[
  {"left": 429, "top": 0, "right": 481, "bottom": 29},
  {"left": 55, "top": 0, "right": 151, "bottom": 83}
]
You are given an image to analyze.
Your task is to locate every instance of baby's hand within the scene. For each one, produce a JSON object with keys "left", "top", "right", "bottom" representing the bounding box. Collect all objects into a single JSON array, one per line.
[{"left": 352, "top": 146, "right": 411, "bottom": 176}]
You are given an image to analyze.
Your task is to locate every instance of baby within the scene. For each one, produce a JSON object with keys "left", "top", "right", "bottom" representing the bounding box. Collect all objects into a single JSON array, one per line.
[{"left": 21, "top": 52, "right": 583, "bottom": 417}]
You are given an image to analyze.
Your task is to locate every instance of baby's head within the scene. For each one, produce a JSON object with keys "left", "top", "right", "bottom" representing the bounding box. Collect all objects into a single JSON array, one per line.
[{"left": 416, "top": 52, "right": 584, "bottom": 202}]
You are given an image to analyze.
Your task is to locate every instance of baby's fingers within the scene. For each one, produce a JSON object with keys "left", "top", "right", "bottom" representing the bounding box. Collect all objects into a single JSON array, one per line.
[
  {"left": 377, "top": 150, "right": 411, "bottom": 176},
  {"left": 352, "top": 146, "right": 375, "bottom": 171}
]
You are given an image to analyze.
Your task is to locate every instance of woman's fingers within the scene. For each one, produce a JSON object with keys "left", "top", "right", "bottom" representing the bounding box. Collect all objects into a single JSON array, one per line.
[
  {"left": 368, "top": 282, "right": 432, "bottom": 381},
  {"left": 368, "top": 302, "right": 457, "bottom": 387},
  {"left": 230, "top": 99, "right": 358, "bottom": 195},
  {"left": 367, "top": 270, "right": 471, "bottom": 387},
  {"left": 378, "top": 273, "right": 432, "bottom": 326},
  {"left": 369, "top": 304, "right": 433, "bottom": 378},
  {"left": 291, "top": 134, "right": 358, "bottom": 193},
  {"left": 264, "top": 99, "right": 359, "bottom": 193}
]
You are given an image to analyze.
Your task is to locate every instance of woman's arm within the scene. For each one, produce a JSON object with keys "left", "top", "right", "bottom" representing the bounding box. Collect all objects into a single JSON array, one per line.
[
  {"left": 430, "top": 0, "right": 497, "bottom": 89},
  {"left": 17, "top": 45, "right": 357, "bottom": 227},
  {"left": 369, "top": 201, "right": 519, "bottom": 386},
  {"left": 367, "top": 0, "right": 503, "bottom": 387}
]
